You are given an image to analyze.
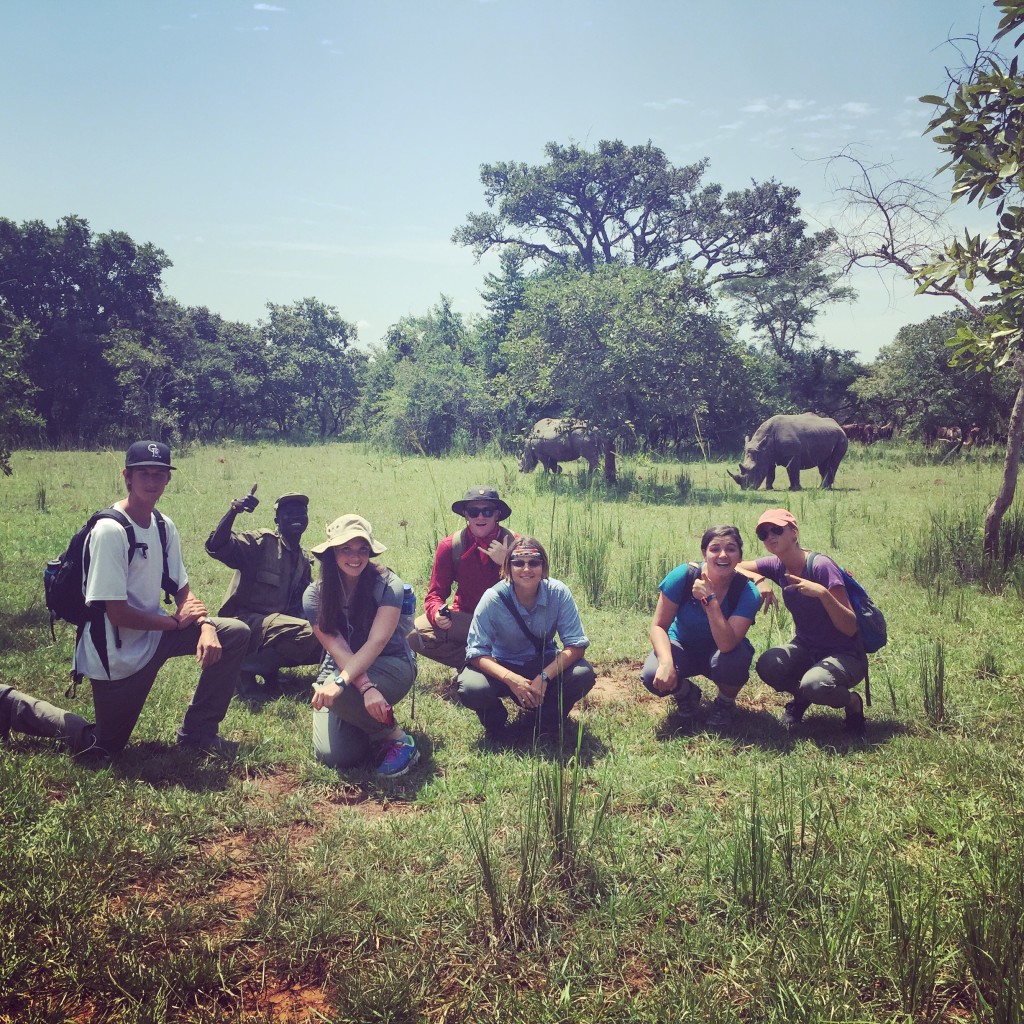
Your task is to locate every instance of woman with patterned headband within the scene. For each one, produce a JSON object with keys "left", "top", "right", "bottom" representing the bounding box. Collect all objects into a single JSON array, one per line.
[{"left": 456, "top": 536, "right": 595, "bottom": 739}]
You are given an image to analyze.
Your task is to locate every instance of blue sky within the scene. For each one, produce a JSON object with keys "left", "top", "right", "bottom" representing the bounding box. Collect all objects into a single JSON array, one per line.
[{"left": 1, "top": 1, "right": 1004, "bottom": 359}]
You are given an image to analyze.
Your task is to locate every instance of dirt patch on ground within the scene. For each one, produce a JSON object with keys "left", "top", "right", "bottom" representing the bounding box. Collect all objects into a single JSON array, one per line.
[{"left": 236, "top": 976, "right": 335, "bottom": 1022}]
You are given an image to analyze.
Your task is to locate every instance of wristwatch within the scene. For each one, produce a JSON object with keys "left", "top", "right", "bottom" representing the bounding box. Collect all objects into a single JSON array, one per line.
[
  {"left": 540, "top": 670, "right": 551, "bottom": 684},
  {"left": 197, "top": 616, "right": 215, "bottom": 628}
]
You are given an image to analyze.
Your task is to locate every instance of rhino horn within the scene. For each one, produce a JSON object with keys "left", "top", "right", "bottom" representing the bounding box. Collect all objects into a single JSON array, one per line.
[{"left": 728, "top": 469, "right": 745, "bottom": 487}]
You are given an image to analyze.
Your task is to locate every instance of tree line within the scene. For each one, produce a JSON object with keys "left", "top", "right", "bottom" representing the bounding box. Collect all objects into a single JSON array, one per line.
[{"left": 0, "top": 143, "right": 1016, "bottom": 474}]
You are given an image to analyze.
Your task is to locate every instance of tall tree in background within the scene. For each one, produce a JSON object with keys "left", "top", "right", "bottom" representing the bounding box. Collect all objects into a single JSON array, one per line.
[
  {"left": 916, "top": 0, "right": 1024, "bottom": 555},
  {"left": 831, "top": 1, "right": 1024, "bottom": 556},
  {"left": 500, "top": 265, "right": 757, "bottom": 481},
  {"left": 259, "top": 298, "right": 363, "bottom": 439},
  {"left": 853, "top": 311, "right": 1016, "bottom": 437},
  {"left": 0, "top": 313, "right": 42, "bottom": 474},
  {"left": 454, "top": 140, "right": 835, "bottom": 286},
  {"left": 362, "top": 297, "right": 494, "bottom": 456},
  {"left": 0, "top": 215, "right": 170, "bottom": 442}
]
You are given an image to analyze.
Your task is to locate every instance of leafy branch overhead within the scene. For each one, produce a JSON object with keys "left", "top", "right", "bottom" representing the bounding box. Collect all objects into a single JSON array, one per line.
[
  {"left": 453, "top": 140, "right": 836, "bottom": 285},
  {"left": 915, "top": 0, "right": 1024, "bottom": 367}
]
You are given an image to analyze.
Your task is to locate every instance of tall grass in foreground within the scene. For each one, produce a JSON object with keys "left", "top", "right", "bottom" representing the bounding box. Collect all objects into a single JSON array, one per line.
[{"left": 462, "top": 727, "right": 611, "bottom": 946}]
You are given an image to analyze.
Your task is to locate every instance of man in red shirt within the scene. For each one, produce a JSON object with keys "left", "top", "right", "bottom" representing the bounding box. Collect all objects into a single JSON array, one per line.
[{"left": 408, "top": 486, "right": 515, "bottom": 670}]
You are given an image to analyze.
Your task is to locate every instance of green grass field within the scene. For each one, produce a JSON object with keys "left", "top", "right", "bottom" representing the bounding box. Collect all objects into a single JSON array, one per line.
[{"left": 1, "top": 442, "right": 1023, "bottom": 1023}]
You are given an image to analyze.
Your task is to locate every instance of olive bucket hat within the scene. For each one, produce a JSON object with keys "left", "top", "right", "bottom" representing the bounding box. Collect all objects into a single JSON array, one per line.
[{"left": 450, "top": 485, "right": 512, "bottom": 522}]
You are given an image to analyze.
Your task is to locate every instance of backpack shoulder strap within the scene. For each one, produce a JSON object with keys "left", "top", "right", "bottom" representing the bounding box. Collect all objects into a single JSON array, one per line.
[
  {"left": 152, "top": 510, "right": 177, "bottom": 606},
  {"left": 449, "top": 527, "right": 468, "bottom": 574},
  {"left": 722, "top": 572, "right": 750, "bottom": 620},
  {"left": 804, "top": 550, "right": 818, "bottom": 579},
  {"left": 678, "top": 562, "right": 701, "bottom": 606}
]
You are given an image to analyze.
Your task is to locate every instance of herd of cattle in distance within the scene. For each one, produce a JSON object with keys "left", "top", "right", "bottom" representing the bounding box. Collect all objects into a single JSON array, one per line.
[{"left": 518, "top": 414, "right": 990, "bottom": 492}]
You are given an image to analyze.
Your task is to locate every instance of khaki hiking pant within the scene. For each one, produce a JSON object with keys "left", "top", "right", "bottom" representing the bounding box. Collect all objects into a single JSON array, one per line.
[{"left": 407, "top": 610, "right": 473, "bottom": 670}]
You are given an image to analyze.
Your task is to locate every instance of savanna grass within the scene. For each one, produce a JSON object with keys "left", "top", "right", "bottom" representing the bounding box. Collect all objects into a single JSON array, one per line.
[{"left": 1, "top": 443, "right": 1024, "bottom": 1021}]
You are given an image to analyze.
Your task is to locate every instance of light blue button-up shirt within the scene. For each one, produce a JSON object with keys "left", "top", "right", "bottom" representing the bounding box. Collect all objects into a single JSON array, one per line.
[{"left": 465, "top": 578, "right": 590, "bottom": 664}]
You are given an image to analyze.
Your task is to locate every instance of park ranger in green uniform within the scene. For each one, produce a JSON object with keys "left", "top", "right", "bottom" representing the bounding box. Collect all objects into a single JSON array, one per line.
[{"left": 206, "top": 490, "right": 322, "bottom": 699}]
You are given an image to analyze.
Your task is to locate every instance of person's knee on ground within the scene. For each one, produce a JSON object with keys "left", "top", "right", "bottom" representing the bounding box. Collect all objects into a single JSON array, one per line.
[{"left": 312, "top": 709, "right": 371, "bottom": 769}]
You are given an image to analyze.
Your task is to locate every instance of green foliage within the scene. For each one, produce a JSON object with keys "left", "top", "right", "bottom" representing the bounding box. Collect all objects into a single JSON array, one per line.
[
  {"left": 454, "top": 139, "right": 835, "bottom": 287},
  {"left": 499, "top": 264, "right": 758, "bottom": 452},
  {"left": 0, "top": 214, "right": 170, "bottom": 443},
  {"left": 723, "top": 258, "right": 855, "bottom": 357},
  {"left": 0, "top": 314, "right": 43, "bottom": 474},
  {"left": 917, "top": 1, "right": 1024, "bottom": 367},
  {"left": 361, "top": 296, "right": 495, "bottom": 455},
  {"left": 853, "top": 310, "right": 1017, "bottom": 434}
]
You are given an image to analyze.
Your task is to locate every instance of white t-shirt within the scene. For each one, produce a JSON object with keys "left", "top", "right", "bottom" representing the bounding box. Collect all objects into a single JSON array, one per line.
[{"left": 74, "top": 506, "right": 188, "bottom": 681}]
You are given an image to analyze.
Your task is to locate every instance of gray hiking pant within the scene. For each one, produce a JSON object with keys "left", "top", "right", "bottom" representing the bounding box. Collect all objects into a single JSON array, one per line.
[
  {"left": 0, "top": 617, "right": 249, "bottom": 757},
  {"left": 755, "top": 640, "right": 867, "bottom": 709}
]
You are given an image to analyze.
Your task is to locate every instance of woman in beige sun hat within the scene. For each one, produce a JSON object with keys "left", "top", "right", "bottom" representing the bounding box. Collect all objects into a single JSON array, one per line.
[{"left": 304, "top": 514, "right": 419, "bottom": 777}]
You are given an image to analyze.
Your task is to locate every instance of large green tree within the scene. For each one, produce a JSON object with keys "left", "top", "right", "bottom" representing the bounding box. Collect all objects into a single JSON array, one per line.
[
  {"left": 454, "top": 140, "right": 834, "bottom": 285},
  {"left": 0, "top": 215, "right": 170, "bottom": 442},
  {"left": 362, "top": 297, "right": 494, "bottom": 456},
  {"left": 853, "top": 311, "right": 1016, "bottom": 437},
  {"left": 259, "top": 298, "right": 363, "bottom": 439},
  {"left": 0, "top": 313, "right": 43, "bottom": 474},
  {"left": 499, "top": 265, "right": 757, "bottom": 480}
]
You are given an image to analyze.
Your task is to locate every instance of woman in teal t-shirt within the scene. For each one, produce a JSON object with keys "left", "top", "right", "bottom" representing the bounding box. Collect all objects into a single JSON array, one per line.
[{"left": 640, "top": 525, "right": 759, "bottom": 728}]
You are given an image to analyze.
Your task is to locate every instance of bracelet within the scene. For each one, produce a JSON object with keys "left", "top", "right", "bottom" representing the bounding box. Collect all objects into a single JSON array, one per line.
[
  {"left": 700, "top": 593, "right": 717, "bottom": 607},
  {"left": 172, "top": 613, "right": 181, "bottom": 629},
  {"left": 753, "top": 576, "right": 767, "bottom": 585},
  {"left": 357, "top": 682, "right": 377, "bottom": 695}
]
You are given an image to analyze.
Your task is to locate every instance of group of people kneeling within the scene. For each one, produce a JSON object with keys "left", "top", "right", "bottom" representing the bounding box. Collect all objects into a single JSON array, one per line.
[
  {"left": 414, "top": 491, "right": 868, "bottom": 742},
  {"left": 0, "top": 441, "right": 869, "bottom": 784}
]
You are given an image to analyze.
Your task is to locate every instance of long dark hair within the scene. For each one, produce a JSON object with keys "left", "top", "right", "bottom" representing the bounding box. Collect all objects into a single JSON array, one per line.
[{"left": 316, "top": 555, "right": 383, "bottom": 641}]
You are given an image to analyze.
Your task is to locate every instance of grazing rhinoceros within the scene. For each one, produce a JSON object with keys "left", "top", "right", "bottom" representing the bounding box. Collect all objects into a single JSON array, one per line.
[
  {"left": 519, "top": 418, "right": 603, "bottom": 474},
  {"left": 728, "top": 413, "right": 848, "bottom": 491}
]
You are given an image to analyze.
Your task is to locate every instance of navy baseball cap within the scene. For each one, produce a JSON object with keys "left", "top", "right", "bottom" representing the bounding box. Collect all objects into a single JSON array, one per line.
[{"left": 125, "top": 440, "right": 176, "bottom": 470}]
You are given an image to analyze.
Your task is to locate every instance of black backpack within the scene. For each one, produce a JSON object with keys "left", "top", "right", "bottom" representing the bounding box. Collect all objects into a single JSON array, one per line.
[{"left": 44, "top": 507, "right": 177, "bottom": 689}]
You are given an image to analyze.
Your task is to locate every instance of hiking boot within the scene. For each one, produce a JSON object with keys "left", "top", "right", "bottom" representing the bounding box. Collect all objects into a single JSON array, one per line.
[
  {"left": 674, "top": 682, "right": 703, "bottom": 720},
  {"left": 706, "top": 697, "right": 737, "bottom": 729},
  {"left": 843, "top": 692, "right": 866, "bottom": 738},
  {"left": 177, "top": 734, "right": 239, "bottom": 759},
  {"left": 780, "top": 700, "right": 810, "bottom": 729},
  {"left": 377, "top": 733, "right": 419, "bottom": 777}
]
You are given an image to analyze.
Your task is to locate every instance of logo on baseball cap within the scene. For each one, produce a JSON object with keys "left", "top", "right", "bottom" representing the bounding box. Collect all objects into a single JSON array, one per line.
[{"left": 125, "top": 440, "right": 176, "bottom": 470}]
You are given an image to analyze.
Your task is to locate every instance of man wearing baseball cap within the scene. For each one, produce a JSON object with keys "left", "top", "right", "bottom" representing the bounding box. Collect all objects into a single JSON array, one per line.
[
  {"left": 408, "top": 485, "right": 516, "bottom": 671},
  {"left": 206, "top": 488, "right": 323, "bottom": 700},
  {"left": 1, "top": 440, "right": 249, "bottom": 759}
]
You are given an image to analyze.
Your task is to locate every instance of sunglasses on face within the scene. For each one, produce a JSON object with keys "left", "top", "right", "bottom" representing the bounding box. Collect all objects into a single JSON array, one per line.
[
  {"left": 755, "top": 524, "right": 787, "bottom": 541},
  {"left": 464, "top": 506, "right": 498, "bottom": 518},
  {"left": 510, "top": 558, "right": 543, "bottom": 569}
]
